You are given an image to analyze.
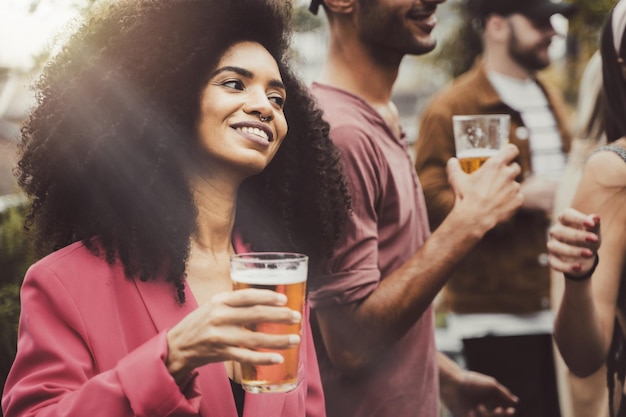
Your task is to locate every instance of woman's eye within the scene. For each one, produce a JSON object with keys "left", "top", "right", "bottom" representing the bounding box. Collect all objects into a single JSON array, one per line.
[
  {"left": 222, "top": 80, "right": 244, "bottom": 90},
  {"left": 269, "top": 95, "right": 285, "bottom": 108}
]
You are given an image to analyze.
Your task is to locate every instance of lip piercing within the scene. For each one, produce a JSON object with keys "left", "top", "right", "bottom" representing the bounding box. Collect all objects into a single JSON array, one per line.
[{"left": 259, "top": 115, "right": 271, "bottom": 122}]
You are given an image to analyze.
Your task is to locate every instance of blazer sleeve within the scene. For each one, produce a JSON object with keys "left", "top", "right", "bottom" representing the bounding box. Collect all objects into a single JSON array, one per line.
[{"left": 2, "top": 264, "right": 201, "bottom": 417}]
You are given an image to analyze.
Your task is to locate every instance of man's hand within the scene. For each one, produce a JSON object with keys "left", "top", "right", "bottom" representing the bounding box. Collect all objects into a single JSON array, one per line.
[
  {"left": 441, "top": 369, "right": 518, "bottom": 417},
  {"left": 439, "top": 352, "right": 518, "bottom": 417},
  {"left": 447, "top": 143, "right": 523, "bottom": 235}
]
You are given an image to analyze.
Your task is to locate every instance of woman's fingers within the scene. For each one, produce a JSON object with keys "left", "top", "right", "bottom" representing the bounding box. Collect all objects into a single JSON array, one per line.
[
  {"left": 204, "top": 324, "right": 300, "bottom": 354},
  {"left": 548, "top": 224, "right": 600, "bottom": 251},
  {"left": 211, "top": 289, "right": 301, "bottom": 326},
  {"left": 218, "top": 288, "right": 287, "bottom": 307},
  {"left": 226, "top": 346, "right": 285, "bottom": 365},
  {"left": 547, "top": 238, "right": 594, "bottom": 260},
  {"left": 558, "top": 208, "right": 601, "bottom": 233},
  {"left": 548, "top": 236, "right": 598, "bottom": 276},
  {"left": 547, "top": 209, "right": 601, "bottom": 277}
]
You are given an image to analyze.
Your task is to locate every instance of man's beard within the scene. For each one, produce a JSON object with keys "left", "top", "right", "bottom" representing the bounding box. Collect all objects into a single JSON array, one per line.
[
  {"left": 508, "top": 32, "right": 551, "bottom": 72},
  {"left": 357, "top": 3, "right": 437, "bottom": 61}
]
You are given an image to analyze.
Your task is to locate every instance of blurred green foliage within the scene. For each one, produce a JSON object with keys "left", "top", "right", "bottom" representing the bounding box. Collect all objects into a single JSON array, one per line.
[
  {"left": 564, "top": 0, "right": 616, "bottom": 101},
  {"left": 0, "top": 196, "right": 34, "bottom": 402},
  {"left": 571, "top": 0, "right": 616, "bottom": 28}
]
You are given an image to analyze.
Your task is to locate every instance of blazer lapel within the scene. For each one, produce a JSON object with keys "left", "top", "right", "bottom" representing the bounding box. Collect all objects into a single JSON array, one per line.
[
  {"left": 133, "top": 278, "right": 275, "bottom": 417},
  {"left": 133, "top": 278, "right": 288, "bottom": 417},
  {"left": 133, "top": 277, "right": 196, "bottom": 332}
]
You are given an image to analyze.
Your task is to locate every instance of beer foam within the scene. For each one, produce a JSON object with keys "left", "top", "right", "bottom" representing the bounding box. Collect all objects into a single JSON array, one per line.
[
  {"left": 457, "top": 148, "right": 499, "bottom": 159},
  {"left": 231, "top": 268, "right": 307, "bottom": 284}
]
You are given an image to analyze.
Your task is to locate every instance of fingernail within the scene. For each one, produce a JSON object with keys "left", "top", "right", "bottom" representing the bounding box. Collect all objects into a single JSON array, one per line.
[
  {"left": 572, "top": 264, "right": 582, "bottom": 272},
  {"left": 288, "top": 334, "right": 301, "bottom": 345},
  {"left": 584, "top": 216, "right": 600, "bottom": 228},
  {"left": 581, "top": 249, "right": 594, "bottom": 258},
  {"left": 585, "top": 235, "right": 598, "bottom": 243},
  {"left": 271, "top": 354, "right": 284, "bottom": 364},
  {"left": 276, "top": 294, "right": 287, "bottom": 305},
  {"left": 291, "top": 311, "right": 301, "bottom": 323}
]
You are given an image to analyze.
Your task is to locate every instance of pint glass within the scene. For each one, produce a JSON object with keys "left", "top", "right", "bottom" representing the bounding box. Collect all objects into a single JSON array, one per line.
[
  {"left": 452, "top": 114, "right": 510, "bottom": 173},
  {"left": 230, "top": 252, "right": 308, "bottom": 393}
]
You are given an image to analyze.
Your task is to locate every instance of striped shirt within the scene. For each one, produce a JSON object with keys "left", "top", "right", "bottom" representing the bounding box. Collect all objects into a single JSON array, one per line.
[{"left": 488, "top": 71, "right": 566, "bottom": 178}]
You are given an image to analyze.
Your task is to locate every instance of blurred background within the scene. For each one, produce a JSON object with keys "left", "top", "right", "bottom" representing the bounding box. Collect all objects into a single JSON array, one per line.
[{"left": 0, "top": 0, "right": 618, "bottom": 413}]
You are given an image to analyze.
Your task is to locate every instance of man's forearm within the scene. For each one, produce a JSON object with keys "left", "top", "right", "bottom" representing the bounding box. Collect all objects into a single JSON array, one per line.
[
  {"left": 315, "top": 145, "right": 523, "bottom": 373},
  {"left": 438, "top": 350, "right": 464, "bottom": 389},
  {"left": 314, "top": 205, "right": 485, "bottom": 372}
]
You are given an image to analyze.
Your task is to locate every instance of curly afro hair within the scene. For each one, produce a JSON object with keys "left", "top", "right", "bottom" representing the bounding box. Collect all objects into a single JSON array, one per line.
[{"left": 17, "top": 0, "right": 351, "bottom": 303}]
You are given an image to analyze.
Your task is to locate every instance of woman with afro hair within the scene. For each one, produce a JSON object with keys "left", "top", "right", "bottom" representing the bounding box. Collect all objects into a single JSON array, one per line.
[{"left": 2, "top": 0, "right": 350, "bottom": 416}]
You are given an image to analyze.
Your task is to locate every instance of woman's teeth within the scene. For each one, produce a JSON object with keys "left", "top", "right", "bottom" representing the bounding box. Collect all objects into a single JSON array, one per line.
[{"left": 237, "top": 126, "right": 269, "bottom": 141}]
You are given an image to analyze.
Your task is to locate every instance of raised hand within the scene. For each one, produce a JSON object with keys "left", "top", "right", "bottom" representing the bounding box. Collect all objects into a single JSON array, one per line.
[
  {"left": 548, "top": 208, "right": 601, "bottom": 278},
  {"left": 439, "top": 352, "right": 518, "bottom": 417},
  {"left": 447, "top": 143, "right": 524, "bottom": 233}
]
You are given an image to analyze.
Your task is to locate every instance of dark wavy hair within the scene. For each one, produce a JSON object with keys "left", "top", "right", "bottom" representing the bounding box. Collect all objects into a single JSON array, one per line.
[
  {"left": 16, "top": 0, "right": 351, "bottom": 302},
  {"left": 601, "top": 9, "right": 626, "bottom": 143},
  {"left": 600, "top": 10, "right": 626, "bottom": 417}
]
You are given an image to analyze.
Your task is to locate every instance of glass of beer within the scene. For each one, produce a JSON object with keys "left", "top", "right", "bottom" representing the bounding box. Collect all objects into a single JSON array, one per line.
[
  {"left": 452, "top": 114, "right": 510, "bottom": 173},
  {"left": 230, "top": 252, "right": 308, "bottom": 393}
]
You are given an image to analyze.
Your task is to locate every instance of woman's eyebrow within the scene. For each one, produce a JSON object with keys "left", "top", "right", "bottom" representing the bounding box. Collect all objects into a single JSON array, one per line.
[{"left": 211, "top": 66, "right": 286, "bottom": 91}]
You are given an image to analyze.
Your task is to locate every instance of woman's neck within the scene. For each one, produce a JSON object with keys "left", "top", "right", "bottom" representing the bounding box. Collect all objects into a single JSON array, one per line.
[
  {"left": 191, "top": 175, "right": 238, "bottom": 254},
  {"left": 186, "top": 177, "right": 238, "bottom": 304}
]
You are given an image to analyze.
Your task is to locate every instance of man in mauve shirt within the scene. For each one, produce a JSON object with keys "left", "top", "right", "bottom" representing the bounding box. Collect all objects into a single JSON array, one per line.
[{"left": 307, "top": 1, "right": 523, "bottom": 417}]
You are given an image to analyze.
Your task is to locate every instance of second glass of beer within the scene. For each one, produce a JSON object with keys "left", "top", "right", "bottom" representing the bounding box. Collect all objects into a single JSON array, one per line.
[
  {"left": 452, "top": 114, "right": 510, "bottom": 173},
  {"left": 230, "top": 252, "right": 308, "bottom": 393}
]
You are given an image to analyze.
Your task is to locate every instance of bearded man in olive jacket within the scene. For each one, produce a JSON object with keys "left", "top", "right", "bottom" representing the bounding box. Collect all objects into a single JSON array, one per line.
[{"left": 414, "top": 1, "right": 574, "bottom": 417}]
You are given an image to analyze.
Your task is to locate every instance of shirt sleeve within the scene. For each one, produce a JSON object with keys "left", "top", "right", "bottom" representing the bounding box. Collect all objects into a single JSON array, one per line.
[
  {"left": 2, "top": 265, "right": 201, "bottom": 417},
  {"left": 308, "top": 125, "right": 383, "bottom": 308}
]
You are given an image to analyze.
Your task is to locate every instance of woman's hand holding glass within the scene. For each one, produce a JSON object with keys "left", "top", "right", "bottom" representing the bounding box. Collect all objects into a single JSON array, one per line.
[{"left": 165, "top": 288, "right": 301, "bottom": 385}]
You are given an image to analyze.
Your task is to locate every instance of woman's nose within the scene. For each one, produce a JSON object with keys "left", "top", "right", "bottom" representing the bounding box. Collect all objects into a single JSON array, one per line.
[{"left": 243, "top": 87, "right": 273, "bottom": 117}]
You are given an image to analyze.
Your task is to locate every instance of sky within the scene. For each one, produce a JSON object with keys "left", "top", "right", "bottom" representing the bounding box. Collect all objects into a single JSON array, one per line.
[{"left": 0, "top": 0, "right": 84, "bottom": 70}]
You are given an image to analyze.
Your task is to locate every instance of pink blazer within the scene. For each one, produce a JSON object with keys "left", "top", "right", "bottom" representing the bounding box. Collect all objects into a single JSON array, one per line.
[{"left": 2, "top": 241, "right": 325, "bottom": 417}]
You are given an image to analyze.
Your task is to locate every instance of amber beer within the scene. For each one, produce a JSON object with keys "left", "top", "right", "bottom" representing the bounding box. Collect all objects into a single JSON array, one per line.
[
  {"left": 230, "top": 253, "right": 308, "bottom": 393},
  {"left": 458, "top": 148, "right": 499, "bottom": 173},
  {"left": 453, "top": 114, "right": 510, "bottom": 173}
]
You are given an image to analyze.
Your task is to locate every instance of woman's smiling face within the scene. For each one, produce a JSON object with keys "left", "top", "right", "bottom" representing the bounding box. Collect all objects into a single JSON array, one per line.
[{"left": 196, "top": 41, "right": 288, "bottom": 178}]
